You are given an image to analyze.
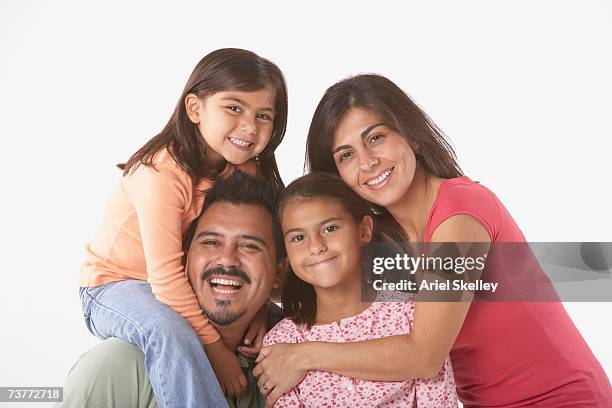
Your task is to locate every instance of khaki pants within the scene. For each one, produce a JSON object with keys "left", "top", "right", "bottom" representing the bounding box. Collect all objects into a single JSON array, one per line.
[{"left": 58, "top": 338, "right": 265, "bottom": 408}]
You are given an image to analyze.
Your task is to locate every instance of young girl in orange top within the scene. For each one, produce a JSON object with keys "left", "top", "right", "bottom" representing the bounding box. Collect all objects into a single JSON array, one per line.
[{"left": 79, "top": 48, "right": 287, "bottom": 408}]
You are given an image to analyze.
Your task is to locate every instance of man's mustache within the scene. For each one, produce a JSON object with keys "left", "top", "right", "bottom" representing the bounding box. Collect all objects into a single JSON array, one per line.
[{"left": 202, "top": 266, "right": 251, "bottom": 285}]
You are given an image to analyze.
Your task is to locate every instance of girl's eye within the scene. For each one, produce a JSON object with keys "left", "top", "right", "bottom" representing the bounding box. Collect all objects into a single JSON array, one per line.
[
  {"left": 323, "top": 225, "right": 338, "bottom": 233},
  {"left": 369, "top": 134, "right": 384, "bottom": 143},
  {"left": 290, "top": 234, "right": 305, "bottom": 243},
  {"left": 257, "top": 113, "right": 273, "bottom": 121},
  {"left": 227, "top": 105, "right": 242, "bottom": 113},
  {"left": 338, "top": 151, "right": 353, "bottom": 162}
]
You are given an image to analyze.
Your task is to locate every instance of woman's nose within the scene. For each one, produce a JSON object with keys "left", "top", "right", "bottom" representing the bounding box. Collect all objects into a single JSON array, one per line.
[{"left": 359, "top": 152, "right": 379, "bottom": 171}]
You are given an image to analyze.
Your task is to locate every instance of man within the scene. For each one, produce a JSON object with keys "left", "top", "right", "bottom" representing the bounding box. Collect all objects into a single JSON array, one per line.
[{"left": 59, "top": 172, "right": 284, "bottom": 408}]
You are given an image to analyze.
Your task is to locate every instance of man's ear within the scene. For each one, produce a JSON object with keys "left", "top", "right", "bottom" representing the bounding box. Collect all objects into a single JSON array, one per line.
[
  {"left": 185, "top": 93, "right": 203, "bottom": 124},
  {"left": 360, "top": 215, "right": 374, "bottom": 244},
  {"left": 270, "top": 258, "right": 288, "bottom": 303}
]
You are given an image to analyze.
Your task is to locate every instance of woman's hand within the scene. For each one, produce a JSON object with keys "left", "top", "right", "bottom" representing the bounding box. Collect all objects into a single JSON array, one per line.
[
  {"left": 253, "top": 343, "right": 309, "bottom": 407},
  {"left": 205, "top": 340, "right": 247, "bottom": 397},
  {"left": 237, "top": 303, "right": 268, "bottom": 358}
]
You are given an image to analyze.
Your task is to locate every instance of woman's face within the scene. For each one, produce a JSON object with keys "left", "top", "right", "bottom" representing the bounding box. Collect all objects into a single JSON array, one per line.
[
  {"left": 332, "top": 107, "right": 418, "bottom": 208},
  {"left": 282, "top": 197, "right": 372, "bottom": 291}
]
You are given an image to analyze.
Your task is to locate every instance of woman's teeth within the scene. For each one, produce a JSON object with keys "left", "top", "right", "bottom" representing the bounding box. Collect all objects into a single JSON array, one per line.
[
  {"left": 367, "top": 168, "right": 393, "bottom": 186},
  {"left": 229, "top": 137, "right": 252, "bottom": 148}
]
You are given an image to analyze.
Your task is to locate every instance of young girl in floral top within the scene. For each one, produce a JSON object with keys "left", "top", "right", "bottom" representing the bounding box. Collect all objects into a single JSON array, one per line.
[{"left": 260, "top": 173, "right": 457, "bottom": 407}]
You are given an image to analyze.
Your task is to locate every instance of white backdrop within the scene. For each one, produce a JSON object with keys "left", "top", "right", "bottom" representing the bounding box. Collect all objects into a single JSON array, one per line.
[{"left": 1, "top": 0, "right": 610, "bottom": 404}]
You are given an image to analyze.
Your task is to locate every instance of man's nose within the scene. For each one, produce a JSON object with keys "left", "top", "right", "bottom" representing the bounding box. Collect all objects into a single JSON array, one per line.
[
  {"left": 308, "top": 235, "right": 327, "bottom": 256},
  {"left": 214, "top": 245, "right": 241, "bottom": 269}
]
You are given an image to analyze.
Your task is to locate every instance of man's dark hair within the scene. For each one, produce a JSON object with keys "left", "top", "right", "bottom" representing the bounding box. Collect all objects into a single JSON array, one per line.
[{"left": 183, "top": 171, "right": 284, "bottom": 263}]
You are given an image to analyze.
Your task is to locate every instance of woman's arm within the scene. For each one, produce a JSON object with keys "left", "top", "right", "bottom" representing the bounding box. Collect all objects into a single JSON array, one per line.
[{"left": 255, "top": 214, "right": 490, "bottom": 405}]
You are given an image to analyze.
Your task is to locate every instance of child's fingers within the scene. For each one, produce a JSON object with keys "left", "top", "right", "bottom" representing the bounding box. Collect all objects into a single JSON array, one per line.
[
  {"left": 237, "top": 345, "right": 259, "bottom": 358},
  {"left": 238, "top": 372, "right": 248, "bottom": 389},
  {"left": 229, "top": 380, "right": 240, "bottom": 397},
  {"left": 231, "top": 377, "right": 246, "bottom": 396},
  {"left": 243, "top": 323, "right": 260, "bottom": 346},
  {"left": 253, "top": 325, "right": 266, "bottom": 349}
]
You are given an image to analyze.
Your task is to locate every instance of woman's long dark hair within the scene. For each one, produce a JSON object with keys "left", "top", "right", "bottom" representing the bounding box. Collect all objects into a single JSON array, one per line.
[
  {"left": 119, "top": 48, "right": 288, "bottom": 189},
  {"left": 305, "top": 74, "right": 463, "bottom": 232},
  {"left": 279, "top": 172, "right": 407, "bottom": 328}
]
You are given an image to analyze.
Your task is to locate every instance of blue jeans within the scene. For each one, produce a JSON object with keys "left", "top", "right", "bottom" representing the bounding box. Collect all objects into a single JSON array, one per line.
[{"left": 80, "top": 280, "right": 228, "bottom": 408}]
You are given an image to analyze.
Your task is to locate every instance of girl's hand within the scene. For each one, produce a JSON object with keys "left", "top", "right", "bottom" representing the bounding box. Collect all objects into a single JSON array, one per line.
[
  {"left": 237, "top": 303, "right": 268, "bottom": 358},
  {"left": 206, "top": 340, "right": 248, "bottom": 397},
  {"left": 253, "top": 343, "right": 309, "bottom": 407}
]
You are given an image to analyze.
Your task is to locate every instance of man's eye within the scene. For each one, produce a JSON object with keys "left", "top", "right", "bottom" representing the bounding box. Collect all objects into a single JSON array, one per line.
[
  {"left": 202, "top": 240, "right": 220, "bottom": 247},
  {"left": 257, "top": 113, "right": 273, "bottom": 121},
  {"left": 323, "top": 225, "right": 338, "bottom": 233},
  {"left": 227, "top": 105, "right": 242, "bottom": 113},
  {"left": 240, "top": 242, "right": 260, "bottom": 250},
  {"left": 290, "top": 234, "right": 305, "bottom": 243}
]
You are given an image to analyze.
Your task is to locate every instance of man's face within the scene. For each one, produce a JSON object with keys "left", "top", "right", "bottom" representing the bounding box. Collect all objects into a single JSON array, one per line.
[{"left": 186, "top": 202, "right": 277, "bottom": 326}]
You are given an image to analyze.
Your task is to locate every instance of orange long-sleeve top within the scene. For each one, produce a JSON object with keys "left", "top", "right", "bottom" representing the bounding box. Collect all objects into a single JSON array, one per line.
[{"left": 80, "top": 148, "right": 220, "bottom": 344}]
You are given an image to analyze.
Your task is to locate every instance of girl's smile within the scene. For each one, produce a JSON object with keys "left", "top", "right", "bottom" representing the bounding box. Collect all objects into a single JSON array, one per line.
[
  {"left": 282, "top": 197, "right": 372, "bottom": 291},
  {"left": 186, "top": 88, "right": 277, "bottom": 165}
]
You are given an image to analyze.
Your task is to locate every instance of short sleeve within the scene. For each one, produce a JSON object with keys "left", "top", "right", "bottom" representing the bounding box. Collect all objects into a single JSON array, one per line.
[
  {"left": 263, "top": 318, "right": 302, "bottom": 347},
  {"left": 426, "top": 181, "right": 501, "bottom": 242}
]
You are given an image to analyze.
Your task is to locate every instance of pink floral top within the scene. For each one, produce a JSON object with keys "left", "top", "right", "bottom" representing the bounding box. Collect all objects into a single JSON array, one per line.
[{"left": 263, "top": 294, "right": 458, "bottom": 407}]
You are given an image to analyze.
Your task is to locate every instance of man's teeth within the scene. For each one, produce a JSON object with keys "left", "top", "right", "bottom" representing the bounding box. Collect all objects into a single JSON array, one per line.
[
  {"left": 367, "top": 169, "right": 392, "bottom": 186},
  {"left": 210, "top": 278, "right": 242, "bottom": 287},
  {"left": 214, "top": 288, "right": 238, "bottom": 294},
  {"left": 209, "top": 278, "right": 242, "bottom": 294},
  {"left": 229, "top": 137, "right": 252, "bottom": 147}
]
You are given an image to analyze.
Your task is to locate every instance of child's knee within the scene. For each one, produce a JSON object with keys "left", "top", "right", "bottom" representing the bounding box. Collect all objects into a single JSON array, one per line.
[{"left": 144, "top": 312, "right": 199, "bottom": 345}]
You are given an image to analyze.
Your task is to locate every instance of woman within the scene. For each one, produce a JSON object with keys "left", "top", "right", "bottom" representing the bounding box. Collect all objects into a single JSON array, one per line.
[{"left": 254, "top": 74, "right": 611, "bottom": 407}]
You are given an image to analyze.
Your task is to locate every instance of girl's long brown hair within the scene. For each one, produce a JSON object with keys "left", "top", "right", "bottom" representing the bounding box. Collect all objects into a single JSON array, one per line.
[{"left": 119, "top": 48, "right": 288, "bottom": 189}]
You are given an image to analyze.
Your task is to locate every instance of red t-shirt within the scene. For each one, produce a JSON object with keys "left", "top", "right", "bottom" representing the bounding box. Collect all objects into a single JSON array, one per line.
[{"left": 424, "top": 176, "right": 611, "bottom": 407}]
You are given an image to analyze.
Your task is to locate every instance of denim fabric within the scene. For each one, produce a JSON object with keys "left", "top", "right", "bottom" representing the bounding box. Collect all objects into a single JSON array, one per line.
[{"left": 80, "top": 280, "right": 228, "bottom": 408}]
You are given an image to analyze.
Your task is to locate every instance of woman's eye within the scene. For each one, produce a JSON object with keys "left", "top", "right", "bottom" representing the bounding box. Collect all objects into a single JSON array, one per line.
[
  {"left": 323, "top": 225, "right": 338, "bottom": 233},
  {"left": 227, "top": 105, "right": 242, "bottom": 113},
  {"left": 290, "top": 234, "right": 305, "bottom": 243},
  {"left": 338, "top": 151, "right": 353, "bottom": 162},
  {"left": 369, "top": 134, "right": 384, "bottom": 143},
  {"left": 257, "top": 113, "right": 273, "bottom": 121}
]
